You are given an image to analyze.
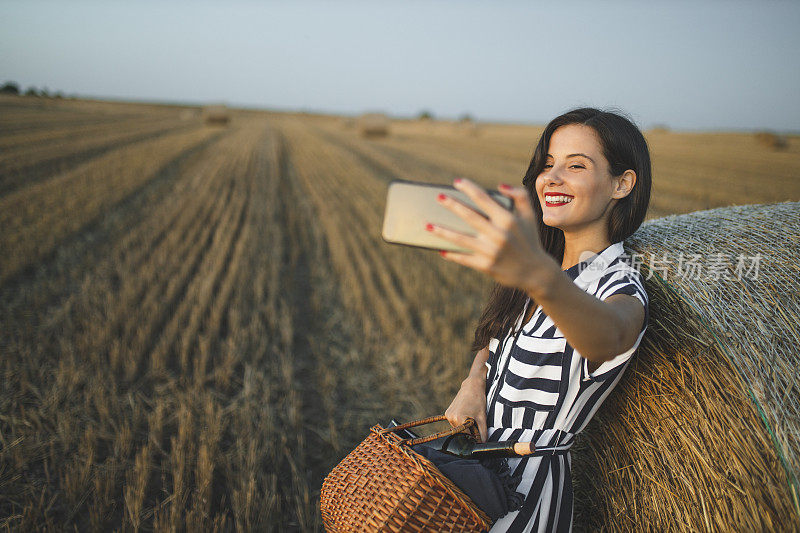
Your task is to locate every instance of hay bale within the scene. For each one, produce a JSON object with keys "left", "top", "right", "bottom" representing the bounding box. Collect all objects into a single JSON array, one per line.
[
  {"left": 340, "top": 117, "right": 356, "bottom": 129},
  {"left": 357, "top": 113, "right": 390, "bottom": 138},
  {"left": 648, "top": 124, "right": 670, "bottom": 134},
  {"left": 755, "top": 131, "right": 788, "bottom": 150},
  {"left": 573, "top": 202, "right": 800, "bottom": 530},
  {"left": 179, "top": 108, "right": 200, "bottom": 121},
  {"left": 445, "top": 114, "right": 479, "bottom": 136},
  {"left": 202, "top": 105, "right": 230, "bottom": 126}
]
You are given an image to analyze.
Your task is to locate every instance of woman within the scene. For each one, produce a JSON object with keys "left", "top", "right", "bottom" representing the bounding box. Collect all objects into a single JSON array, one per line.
[{"left": 426, "top": 107, "right": 651, "bottom": 532}]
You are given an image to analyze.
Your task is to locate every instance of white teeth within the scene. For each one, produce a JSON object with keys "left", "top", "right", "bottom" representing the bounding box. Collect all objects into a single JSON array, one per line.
[{"left": 546, "top": 195, "right": 573, "bottom": 204}]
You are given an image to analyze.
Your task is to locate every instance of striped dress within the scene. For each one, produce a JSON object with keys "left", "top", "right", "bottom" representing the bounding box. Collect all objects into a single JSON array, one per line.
[{"left": 484, "top": 241, "right": 649, "bottom": 533}]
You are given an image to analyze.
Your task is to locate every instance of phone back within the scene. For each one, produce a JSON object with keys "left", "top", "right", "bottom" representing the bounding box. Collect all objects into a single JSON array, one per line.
[{"left": 381, "top": 180, "right": 513, "bottom": 253}]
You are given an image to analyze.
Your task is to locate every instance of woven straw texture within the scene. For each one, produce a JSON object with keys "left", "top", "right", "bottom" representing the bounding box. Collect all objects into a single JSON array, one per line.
[
  {"left": 320, "top": 424, "right": 491, "bottom": 532},
  {"left": 572, "top": 201, "right": 800, "bottom": 531}
]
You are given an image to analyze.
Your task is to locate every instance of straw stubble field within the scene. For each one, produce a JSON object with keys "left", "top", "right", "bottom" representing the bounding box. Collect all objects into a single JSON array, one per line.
[{"left": 1, "top": 95, "right": 798, "bottom": 531}]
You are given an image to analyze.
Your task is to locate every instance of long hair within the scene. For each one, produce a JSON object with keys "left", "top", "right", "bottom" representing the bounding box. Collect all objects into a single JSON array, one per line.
[{"left": 470, "top": 107, "right": 652, "bottom": 353}]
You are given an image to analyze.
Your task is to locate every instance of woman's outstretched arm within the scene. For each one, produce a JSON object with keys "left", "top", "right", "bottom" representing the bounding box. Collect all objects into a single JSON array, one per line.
[
  {"left": 526, "top": 266, "right": 644, "bottom": 367},
  {"left": 430, "top": 178, "right": 644, "bottom": 366}
]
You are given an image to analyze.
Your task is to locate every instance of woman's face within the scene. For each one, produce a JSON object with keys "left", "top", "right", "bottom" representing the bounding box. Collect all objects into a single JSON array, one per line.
[{"left": 534, "top": 124, "right": 625, "bottom": 234}]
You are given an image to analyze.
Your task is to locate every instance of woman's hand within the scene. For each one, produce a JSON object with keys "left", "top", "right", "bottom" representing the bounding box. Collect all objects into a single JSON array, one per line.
[
  {"left": 427, "top": 177, "right": 558, "bottom": 295},
  {"left": 445, "top": 376, "right": 489, "bottom": 443}
]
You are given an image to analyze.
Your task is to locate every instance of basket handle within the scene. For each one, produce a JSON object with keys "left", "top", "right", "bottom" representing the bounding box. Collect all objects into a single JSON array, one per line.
[{"left": 378, "top": 414, "right": 480, "bottom": 447}]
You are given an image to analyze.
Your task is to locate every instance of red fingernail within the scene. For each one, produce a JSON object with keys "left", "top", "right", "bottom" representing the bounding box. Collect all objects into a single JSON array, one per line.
[
  {"left": 437, "top": 193, "right": 447, "bottom": 201},
  {"left": 425, "top": 223, "right": 434, "bottom": 231},
  {"left": 499, "top": 183, "right": 511, "bottom": 190},
  {"left": 454, "top": 178, "right": 462, "bottom": 184}
]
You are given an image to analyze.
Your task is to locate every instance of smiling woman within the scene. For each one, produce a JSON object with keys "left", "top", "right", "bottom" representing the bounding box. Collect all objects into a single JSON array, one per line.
[
  {"left": 535, "top": 124, "right": 639, "bottom": 270},
  {"left": 429, "top": 107, "right": 653, "bottom": 532}
]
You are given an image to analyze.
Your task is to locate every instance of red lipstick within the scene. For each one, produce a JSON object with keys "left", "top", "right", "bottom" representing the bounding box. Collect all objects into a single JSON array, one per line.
[{"left": 543, "top": 192, "right": 574, "bottom": 207}]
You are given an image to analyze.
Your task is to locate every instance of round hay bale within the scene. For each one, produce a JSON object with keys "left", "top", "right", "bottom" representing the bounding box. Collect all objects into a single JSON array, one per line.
[
  {"left": 202, "top": 105, "right": 230, "bottom": 126},
  {"left": 357, "top": 113, "right": 390, "bottom": 138},
  {"left": 179, "top": 108, "right": 199, "bottom": 121},
  {"left": 755, "top": 131, "right": 789, "bottom": 150},
  {"left": 573, "top": 202, "right": 800, "bottom": 530},
  {"left": 648, "top": 124, "right": 670, "bottom": 134},
  {"left": 450, "top": 116, "right": 479, "bottom": 136}
]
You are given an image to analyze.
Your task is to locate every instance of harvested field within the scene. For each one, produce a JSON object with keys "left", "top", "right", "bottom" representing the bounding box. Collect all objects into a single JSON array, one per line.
[{"left": 1, "top": 95, "right": 799, "bottom": 530}]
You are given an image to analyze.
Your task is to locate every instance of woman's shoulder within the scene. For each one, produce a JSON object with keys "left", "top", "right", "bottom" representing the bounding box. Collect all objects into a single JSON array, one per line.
[{"left": 592, "top": 254, "right": 649, "bottom": 305}]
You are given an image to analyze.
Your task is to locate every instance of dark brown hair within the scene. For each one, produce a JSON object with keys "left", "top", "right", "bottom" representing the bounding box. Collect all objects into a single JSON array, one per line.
[{"left": 470, "top": 107, "right": 652, "bottom": 353}]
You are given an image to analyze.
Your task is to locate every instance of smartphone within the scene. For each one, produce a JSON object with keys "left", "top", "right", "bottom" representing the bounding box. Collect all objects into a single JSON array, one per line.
[{"left": 381, "top": 179, "right": 514, "bottom": 253}]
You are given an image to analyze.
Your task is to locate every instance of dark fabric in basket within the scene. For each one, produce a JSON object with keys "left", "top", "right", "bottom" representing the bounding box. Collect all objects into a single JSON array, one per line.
[{"left": 410, "top": 443, "right": 525, "bottom": 521}]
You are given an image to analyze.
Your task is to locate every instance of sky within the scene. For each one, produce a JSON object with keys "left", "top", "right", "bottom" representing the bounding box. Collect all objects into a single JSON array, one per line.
[{"left": 1, "top": 0, "right": 799, "bottom": 132}]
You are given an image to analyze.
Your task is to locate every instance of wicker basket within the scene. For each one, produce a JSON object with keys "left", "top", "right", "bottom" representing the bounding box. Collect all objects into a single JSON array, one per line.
[{"left": 320, "top": 415, "right": 493, "bottom": 532}]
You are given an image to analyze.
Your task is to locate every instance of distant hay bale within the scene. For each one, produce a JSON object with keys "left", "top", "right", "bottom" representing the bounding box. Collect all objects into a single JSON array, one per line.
[
  {"left": 179, "top": 108, "right": 199, "bottom": 121},
  {"left": 202, "top": 105, "right": 230, "bottom": 126},
  {"left": 755, "top": 131, "right": 788, "bottom": 150},
  {"left": 648, "top": 124, "right": 670, "bottom": 134},
  {"left": 573, "top": 202, "right": 800, "bottom": 530},
  {"left": 357, "top": 113, "right": 390, "bottom": 138},
  {"left": 340, "top": 117, "right": 356, "bottom": 129},
  {"left": 450, "top": 115, "right": 479, "bottom": 136}
]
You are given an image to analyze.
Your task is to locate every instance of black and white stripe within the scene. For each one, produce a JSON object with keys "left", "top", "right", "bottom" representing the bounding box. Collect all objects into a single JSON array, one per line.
[{"left": 484, "top": 241, "right": 649, "bottom": 533}]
